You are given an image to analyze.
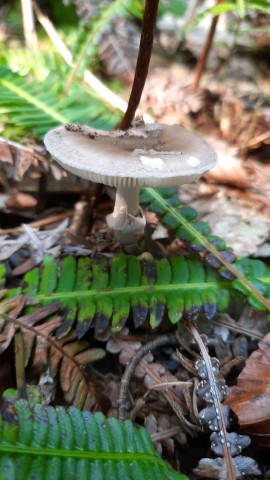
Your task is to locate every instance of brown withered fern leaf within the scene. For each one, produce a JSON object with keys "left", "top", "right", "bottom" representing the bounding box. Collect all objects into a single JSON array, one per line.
[{"left": 0, "top": 302, "right": 106, "bottom": 410}]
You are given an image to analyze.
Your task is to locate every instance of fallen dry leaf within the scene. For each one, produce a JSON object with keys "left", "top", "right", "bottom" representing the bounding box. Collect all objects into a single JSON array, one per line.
[
  {"left": 225, "top": 333, "right": 270, "bottom": 448},
  {"left": 205, "top": 152, "right": 249, "bottom": 189},
  {"left": 5, "top": 191, "right": 37, "bottom": 210}
]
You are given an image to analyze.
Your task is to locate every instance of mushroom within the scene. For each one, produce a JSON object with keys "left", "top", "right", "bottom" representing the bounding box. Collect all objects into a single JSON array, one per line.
[{"left": 44, "top": 123, "right": 217, "bottom": 247}]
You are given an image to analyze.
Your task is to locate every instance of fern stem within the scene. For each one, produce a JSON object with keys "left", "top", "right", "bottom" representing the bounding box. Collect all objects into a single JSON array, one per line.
[
  {"left": 184, "top": 322, "right": 236, "bottom": 480},
  {"left": 14, "top": 329, "right": 28, "bottom": 400},
  {"left": 116, "top": 0, "right": 159, "bottom": 130}
]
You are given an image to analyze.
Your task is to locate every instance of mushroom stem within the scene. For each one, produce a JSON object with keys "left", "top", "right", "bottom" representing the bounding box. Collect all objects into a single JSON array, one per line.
[
  {"left": 106, "top": 186, "right": 146, "bottom": 245},
  {"left": 114, "top": 186, "right": 140, "bottom": 217}
]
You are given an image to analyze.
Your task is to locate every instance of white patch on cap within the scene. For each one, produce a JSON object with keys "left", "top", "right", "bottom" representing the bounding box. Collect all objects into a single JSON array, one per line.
[
  {"left": 188, "top": 156, "right": 200, "bottom": 167},
  {"left": 140, "top": 156, "right": 165, "bottom": 170}
]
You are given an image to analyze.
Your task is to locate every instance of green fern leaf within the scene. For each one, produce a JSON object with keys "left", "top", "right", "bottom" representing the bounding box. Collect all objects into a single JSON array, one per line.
[
  {"left": 3, "top": 252, "right": 270, "bottom": 337},
  {"left": 2, "top": 250, "right": 270, "bottom": 338},
  {"left": 140, "top": 188, "right": 234, "bottom": 265},
  {"left": 0, "top": 67, "right": 121, "bottom": 140},
  {"left": 141, "top": 187, "right": 270, "bottom": 312},
  {"left": 232, "top": 258, "right": 270, "bottom": 310},
  {"left": 0, "top": 398, "right": 187, "bottom": 480},
  {"left": 27, "top": 253, "right": 233, "bottom": 334},
  {"left": 0, "top": 264, "right": 5, "bottom": 289}
]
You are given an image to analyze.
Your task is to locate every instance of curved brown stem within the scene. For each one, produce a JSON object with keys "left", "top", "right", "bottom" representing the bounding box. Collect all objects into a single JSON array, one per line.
[
  {"left": 192, "top": 0, "right": 223, "bottom": 92},
  {"left": 116, "top": 0, "right": 159, "bottom": 130}
]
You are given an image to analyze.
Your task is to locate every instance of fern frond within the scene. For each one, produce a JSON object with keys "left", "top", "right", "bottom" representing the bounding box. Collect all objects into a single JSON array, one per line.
[
  {"left": 21, "top": 253, "right": 231, "bottom": 334},
  {"left": 140, "top": 188, "right": 235, "bottom": 267},
  {"left": 2, "top": 252, "right": 270, "bottom": 339},
  {"left": 31, "top": 323, "right": 106, "bottom": 409},
  {"left": 141, "top": 187, "right": 270, "bottom": 312},
  {"left": 0, "top": 305, "right": 105, "bottom": 409},
  {"left": 0, "top": 398, "right": 187, "bottom": 480},
  {"left": 0, "top": 67, "right": 121, "bottom": 140}
]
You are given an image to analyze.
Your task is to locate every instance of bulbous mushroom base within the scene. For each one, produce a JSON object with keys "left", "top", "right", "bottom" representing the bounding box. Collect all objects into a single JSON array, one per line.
[{"left": 106, "top": 207, "right": 146, "bottom": 246}]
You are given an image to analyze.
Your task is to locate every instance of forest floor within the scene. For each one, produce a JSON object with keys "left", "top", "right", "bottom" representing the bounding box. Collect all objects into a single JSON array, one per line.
[{"left": 0, "top": 12, "right": 270, "bottom": 480}]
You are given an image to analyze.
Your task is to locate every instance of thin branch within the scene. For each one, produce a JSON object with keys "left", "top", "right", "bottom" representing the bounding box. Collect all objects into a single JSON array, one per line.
[
  {"left": 151, "top": 426, "right": 183, "bottom": 442},
  {"left": 116, "top": 0, "right": 159, "bottom": 129},
  {"left": 0, "top": 211, "right": 73, "bottom": 236},
  {"left": 211, "top": 318, "right": 264, "bottom": 340},
  {"left": 117, "top": 333, "right": 177, "bottom": 422},
  {"left": 21, "top": 0, "right": 38, "bottom": 50},
  {"left": 248, "top": 129, "right": 270, "bottom": 148},
  {"left": 14, "top": 330, "right": 28, "bottom": 400},
  {"left": 192, "top": 0, "right": 223, "bottom": 92}
]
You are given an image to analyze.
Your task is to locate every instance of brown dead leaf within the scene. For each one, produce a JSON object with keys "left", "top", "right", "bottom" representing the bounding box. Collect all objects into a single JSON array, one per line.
[
  {"left": 5, "top": 191, "right": 37, "bottom": 210},
  {"left": 0, "top": 139, "right": 13, "bottom": 164},
  {"left": 225, "top": 333, "right": 270, "bottom": 448},
  {"left": 219, "top": 96, "right": 244, "bottom": 140},
  {"left": 206, "top": 155, "right": 249, "bottom": 189},
  {"left": 0, "top": 136, "right": 62, "bottom": 180},
  {"left": 145, "top": 412, "right": 185, "bottom": 454},
  {"left": 0, "top": 295, "right": 27, "bottom": 352},
  {"left": 29, "top": 316, "right": 62, "bottom": 368}
]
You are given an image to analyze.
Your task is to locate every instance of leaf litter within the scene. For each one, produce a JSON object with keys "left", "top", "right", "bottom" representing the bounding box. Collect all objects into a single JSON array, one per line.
[{"left": 1, "top": 8, "right": 270, "bottom": 479}]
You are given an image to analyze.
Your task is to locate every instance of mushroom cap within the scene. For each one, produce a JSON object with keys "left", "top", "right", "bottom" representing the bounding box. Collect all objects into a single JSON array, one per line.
[{"left": 44, "top": 123, "right": 217, "bottom": 188}]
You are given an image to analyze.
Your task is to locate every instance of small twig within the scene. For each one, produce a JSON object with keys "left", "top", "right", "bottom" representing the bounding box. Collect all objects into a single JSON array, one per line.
[
  {"left": 116, "top": 0, "right": 159, "bottom": 129},
  {"left": 151, "top": 426, "right": 183, "bottom": 442},
  {"left": 241, "top": 100, "right": 263, "bottom": 158},
  {"left": 192, "top": 0, "right": 223, "bottom": 92},
  {"left": 14, "top": 329, "right": 28, "bottom": 400},
  {"left": 248, "top": 129, "right": 270, "bottom": 148},
  {"left": 0, "top": 211, "right": 73, "bottom": 236},
  {"left": 117, "top": 333, "right": 177, "bottom": 422},
  {"left": 21, "top": 0, "right": 38, "bottom": 50},
  {"left": 66, "top": 200, "right": 90, "bottom": 238},
  {"left": 211, "top": 318, "right": 264, "bottom": 340},
  {"left": 219, "top": 356, "right": 245, "bottom": 378},
  {"left": 185, "top": 320, "right": 237, "bottom": 480},
  {"left": 149, "top": 380, "right": 193, "bottom": 389},
  {"left": 148, "top": 377, "right": 199, "bottom": 429}
]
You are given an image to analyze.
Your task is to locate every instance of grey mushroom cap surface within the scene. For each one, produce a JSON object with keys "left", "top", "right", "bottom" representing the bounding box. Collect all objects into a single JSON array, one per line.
[{"left": 44, "top": 123, "right": 217, "bottom": 188}]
